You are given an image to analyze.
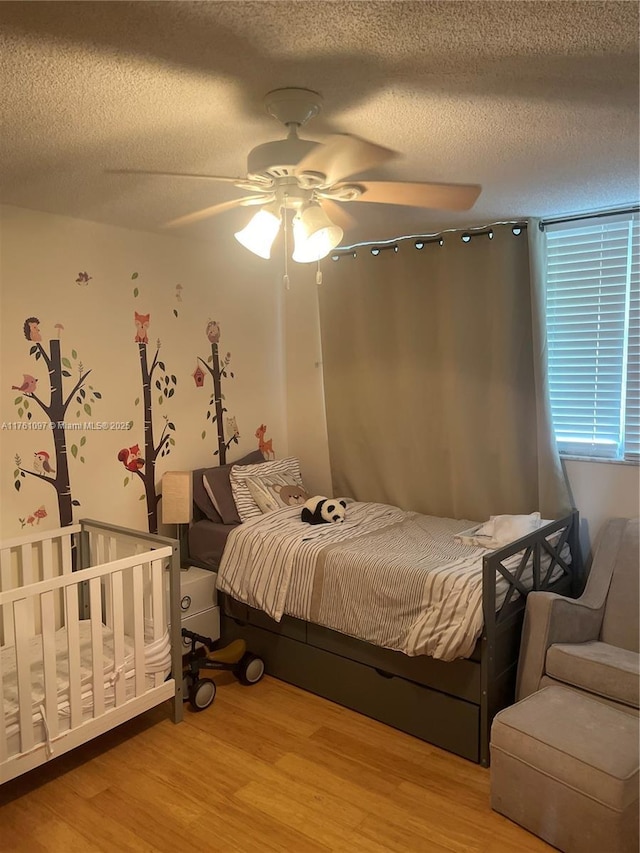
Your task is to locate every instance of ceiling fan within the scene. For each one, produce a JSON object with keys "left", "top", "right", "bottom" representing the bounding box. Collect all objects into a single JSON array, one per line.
[{"left": 111, "top": 88, "right": 481, "bottom": 262}]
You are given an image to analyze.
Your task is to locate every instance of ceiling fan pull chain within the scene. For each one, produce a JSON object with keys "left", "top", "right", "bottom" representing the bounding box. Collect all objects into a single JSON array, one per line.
[
  {"left": 283, "top": 205, "right": 291, "bottom": 290},
  {"left": 316, "top": 261, "right": 323, "bottom": 285}
]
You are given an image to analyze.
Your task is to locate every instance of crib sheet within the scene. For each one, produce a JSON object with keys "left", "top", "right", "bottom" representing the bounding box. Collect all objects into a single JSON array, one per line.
[{"left": 2, "top": 621, "right": 171, "bottom": 748}]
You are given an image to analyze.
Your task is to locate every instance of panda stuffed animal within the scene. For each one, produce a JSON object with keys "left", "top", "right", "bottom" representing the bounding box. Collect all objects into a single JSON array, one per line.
[{"left": 301, "top": 496, "right": 347, "bottom": 525}]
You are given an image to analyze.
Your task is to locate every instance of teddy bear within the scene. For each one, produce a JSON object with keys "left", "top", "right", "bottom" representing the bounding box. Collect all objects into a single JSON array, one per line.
[
  {"left": 301, "top": 496, "right": 347, "bottom": 525},
  {"left": 271, "top": 483, "right": 309, "bottom": 507}
]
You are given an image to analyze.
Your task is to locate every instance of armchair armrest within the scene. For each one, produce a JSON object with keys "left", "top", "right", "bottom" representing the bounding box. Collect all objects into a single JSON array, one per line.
[{"left": 515, "top": 590, "right": 604, "bottom": 700}]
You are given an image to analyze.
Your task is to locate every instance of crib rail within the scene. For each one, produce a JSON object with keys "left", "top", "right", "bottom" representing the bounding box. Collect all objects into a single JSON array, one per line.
[
  {"left": 78, "top": 519, "right": 183, "bottom": 720},
  {"left": 0, "top": 520, "right": 182, "bottom": 784},
  {"left": 0, "top": 525, "right": 79, "bottom": 644}
]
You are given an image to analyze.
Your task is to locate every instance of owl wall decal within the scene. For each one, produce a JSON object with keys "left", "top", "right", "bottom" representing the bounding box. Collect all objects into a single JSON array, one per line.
[{"left": 206, "top": 320, "right": 220, "bottom": 343}]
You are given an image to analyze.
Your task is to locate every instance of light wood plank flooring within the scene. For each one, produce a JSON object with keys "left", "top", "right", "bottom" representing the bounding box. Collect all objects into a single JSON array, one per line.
[{"left": 0, "top": 674, "right": 553, "bottom": 852}]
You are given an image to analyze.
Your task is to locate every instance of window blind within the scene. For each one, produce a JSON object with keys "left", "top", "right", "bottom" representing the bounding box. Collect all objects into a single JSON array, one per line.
[
  {"left": 625, "top": 222, "right": 639, "bottom": 458},
  {"left": 545, "top": 213, "right": 639, "bottom": 460}
]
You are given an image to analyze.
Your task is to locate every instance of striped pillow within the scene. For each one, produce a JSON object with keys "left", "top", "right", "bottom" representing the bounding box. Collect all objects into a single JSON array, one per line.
[{"left": 230, "top": 457, "right": 304, "bottom": 521}]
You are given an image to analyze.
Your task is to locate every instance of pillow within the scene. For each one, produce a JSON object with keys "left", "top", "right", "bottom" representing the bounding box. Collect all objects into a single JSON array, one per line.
[
  {"left": 230, "top": 457, "right": 305, "bottom": 522},
  {"left": 456, "top": 512, "right": 543, "bottom": 548},
  {"left": 199, "top": 449, "right": 266, "bottom": 524},
  {"left": 192, "top": 467, "right": 220, "bottom": 522},
  {"left": 245, "top": 473, "right": 310, "bottom": 514}
]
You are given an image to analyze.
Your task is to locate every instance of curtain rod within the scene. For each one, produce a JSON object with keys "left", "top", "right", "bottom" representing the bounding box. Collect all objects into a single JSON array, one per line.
[
  {"left": 539, "top": 205, "right": 639, "bottom": 231},
  {"left": 333, "top": 220, "right": 528, "bottom": 256}
]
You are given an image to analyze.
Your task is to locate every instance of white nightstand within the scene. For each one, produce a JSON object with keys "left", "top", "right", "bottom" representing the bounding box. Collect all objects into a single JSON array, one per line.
[{"left": 167, "top": 566, "right": 221, "bottom": 651}]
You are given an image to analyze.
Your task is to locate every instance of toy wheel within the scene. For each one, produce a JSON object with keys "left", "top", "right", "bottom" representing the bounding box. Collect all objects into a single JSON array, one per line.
[
  {"left": 237, "top": 653, "right": 265, "bottom": 686},
  {"left": 188, "top": 678, "right": 216, "bottom": 711}
]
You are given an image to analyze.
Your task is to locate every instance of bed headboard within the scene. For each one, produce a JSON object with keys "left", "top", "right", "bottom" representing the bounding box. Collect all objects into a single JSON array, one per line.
[{"left": 190, "top": 451, "right": 266, "bottom": 526}]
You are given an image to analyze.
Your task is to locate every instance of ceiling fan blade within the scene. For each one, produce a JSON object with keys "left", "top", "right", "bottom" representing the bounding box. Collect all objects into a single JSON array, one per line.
[
  {"left": 295, "top": 134, "right": 398, "bottom": 185},
  {"left": 346, "top": 181, "right": 482, "bottom": 212},
  {"left": 319, "top": 198, "right": 358, "bottom": 232},
  {"left": 106, "top": 168, "right": 250, "bottom": 186},
  {"left": 163, "top": 195, "right": 267, "bottom": 229}
]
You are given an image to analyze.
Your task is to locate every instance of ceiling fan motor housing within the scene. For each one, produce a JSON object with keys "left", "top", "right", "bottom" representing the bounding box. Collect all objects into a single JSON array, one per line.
[
  {"left": 264, "top": 87, "right": 323, "bottom": 128},
  {"left": 247, "top": 138, "right": 320, "bottom": 181}
]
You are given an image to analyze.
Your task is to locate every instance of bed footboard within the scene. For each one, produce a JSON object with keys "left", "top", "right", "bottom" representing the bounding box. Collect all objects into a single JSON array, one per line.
[
  {"left": 0, "top": 519, "right": 181, "bottom": 785},
  {"left": 478, "top": 509, "right": 581, "bottom": 765}
]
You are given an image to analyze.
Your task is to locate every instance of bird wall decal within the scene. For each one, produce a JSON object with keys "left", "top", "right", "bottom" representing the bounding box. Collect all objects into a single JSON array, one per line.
[
  {"left": 33, "top": 451, "right": 55, "bottom": 476},
  {"left": 11, "top": 374, "right": 38, "bottom": 394}
]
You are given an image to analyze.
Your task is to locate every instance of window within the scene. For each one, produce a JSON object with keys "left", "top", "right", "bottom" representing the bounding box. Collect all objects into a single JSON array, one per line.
[{"left": 544, "top": 211, "right": 639, "bottom": 461}]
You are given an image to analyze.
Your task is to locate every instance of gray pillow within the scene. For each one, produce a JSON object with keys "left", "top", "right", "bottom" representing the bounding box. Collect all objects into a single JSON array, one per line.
[
  {"left": 192, "top": 466, "right": 220, "bottom": 522},
  {"left": 199, "top": 449, "right": 266, "bottom": 524}
]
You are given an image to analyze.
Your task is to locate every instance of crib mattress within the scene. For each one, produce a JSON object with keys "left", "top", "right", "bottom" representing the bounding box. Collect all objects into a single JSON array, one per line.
[{"left": 2, "top": 621, "right": 170, "bottom": 752}]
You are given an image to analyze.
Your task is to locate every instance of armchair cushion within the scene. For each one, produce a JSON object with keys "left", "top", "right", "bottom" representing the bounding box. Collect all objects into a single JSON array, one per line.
[
  {"left": 517, "top": 517, "right": 639, "bottom": 704},
  {"left": 546, "top": 641, "right": 640, "bottom": 709},
  {"left": 516, "top": 592, "right": 603, "bottom": 700}
]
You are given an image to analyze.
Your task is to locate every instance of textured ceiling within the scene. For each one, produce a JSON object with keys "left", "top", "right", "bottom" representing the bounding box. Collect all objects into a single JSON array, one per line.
[{"left": 0, "top": 1, "right": 638, "bottom": 246}]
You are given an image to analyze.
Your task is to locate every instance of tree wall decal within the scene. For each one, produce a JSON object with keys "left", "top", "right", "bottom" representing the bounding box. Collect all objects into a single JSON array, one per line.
[
  {"left": 118, "top": 311, "right": 177, "bottom": 533},
  {"left": 196, "top": 320, "right": 237, "bottom": 464},
  {"left": 11, "top": 317, "right": 101, "bottom": 527}
]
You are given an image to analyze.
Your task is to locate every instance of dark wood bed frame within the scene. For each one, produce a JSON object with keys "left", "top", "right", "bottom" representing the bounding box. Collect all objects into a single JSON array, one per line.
[{"left": 192, "top": 509, "right": 581, "bottom": 767}]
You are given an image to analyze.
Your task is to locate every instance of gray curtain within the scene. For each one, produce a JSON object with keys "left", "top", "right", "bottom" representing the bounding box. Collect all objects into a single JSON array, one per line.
[
  {"left": 527, "top": 219, "right": 573, "bottom": 518},
  {"left": 318, "top": 223, "right": 570, "bottom": 522}
]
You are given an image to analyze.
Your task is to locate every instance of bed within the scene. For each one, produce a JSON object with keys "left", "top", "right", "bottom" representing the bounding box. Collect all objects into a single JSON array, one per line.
[
  {"left": 0, "top": 519, "right": 182, "bottom": 784},
  {"left": 186, "top": 458, "right": 581, "bottom": 766}
]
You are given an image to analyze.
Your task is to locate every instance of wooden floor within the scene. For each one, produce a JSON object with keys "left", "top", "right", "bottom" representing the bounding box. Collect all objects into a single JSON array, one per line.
[{"left": 0, "top": 674, "right": 553, "bottom": 852}]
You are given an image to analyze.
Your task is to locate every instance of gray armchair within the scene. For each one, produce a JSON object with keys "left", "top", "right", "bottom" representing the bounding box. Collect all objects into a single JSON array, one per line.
[{"left": 516, "top": 516, "right": 639, "bottom": 713}]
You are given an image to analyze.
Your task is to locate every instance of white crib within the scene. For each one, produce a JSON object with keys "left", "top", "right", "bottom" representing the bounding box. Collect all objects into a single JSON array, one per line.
[{"left": 0, "top": 519, "right": 183, "bottom": 784}]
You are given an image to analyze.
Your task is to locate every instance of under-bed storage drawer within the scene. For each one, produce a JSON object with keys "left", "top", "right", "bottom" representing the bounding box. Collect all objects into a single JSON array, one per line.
[
  {"left": 307, "top": 623, "right": 481, "bottom": 702},
  {"left": 222, "top": 618, "right": 480, "bottom": 762},
  {"left": 223, "top": 595, "right": 306, "bottom": 642}
]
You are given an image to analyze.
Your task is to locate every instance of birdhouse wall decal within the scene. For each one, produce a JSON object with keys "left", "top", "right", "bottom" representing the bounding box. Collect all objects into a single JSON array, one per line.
[{"left": 192, "top": 364, "right": 205, "bottom": 388}]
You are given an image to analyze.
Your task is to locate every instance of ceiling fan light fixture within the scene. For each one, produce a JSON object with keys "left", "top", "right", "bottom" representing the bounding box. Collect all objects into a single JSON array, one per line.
[
  {"left": 234, "top": 207, "right": 281, "bottom": 259},
  {"left": 292, "top": 203, "right": 343, "bottom": 263}
]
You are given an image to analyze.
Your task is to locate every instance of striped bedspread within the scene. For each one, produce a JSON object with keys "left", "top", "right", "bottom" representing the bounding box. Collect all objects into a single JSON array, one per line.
[{"left": 217, "top": 502, "right": 556, "bottom": 661}]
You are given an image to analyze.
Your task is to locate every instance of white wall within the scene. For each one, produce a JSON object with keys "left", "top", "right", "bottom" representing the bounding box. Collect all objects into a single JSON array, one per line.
[
  {"left": 0, "top": 205, "right": 286, "bottom": 537},
  {"left": 282, "top": 262, "right": 333, "bottom": 496},
  {"left": 563, "top": 459, "right": 639, "bottom": 562}
]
